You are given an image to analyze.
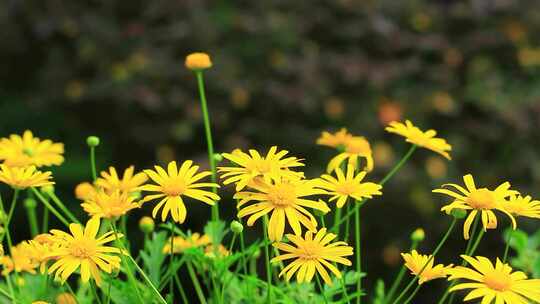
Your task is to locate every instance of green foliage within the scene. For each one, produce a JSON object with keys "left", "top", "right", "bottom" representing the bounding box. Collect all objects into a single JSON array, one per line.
[
  {"left": 504, "top": 228, "right": 540, "bottom": 278},
  {"left": 140, "top": 231, "right": 168, "bottom": 286},
  {"left": 372, "top": 279, "right": 386, "bottom": 304}
]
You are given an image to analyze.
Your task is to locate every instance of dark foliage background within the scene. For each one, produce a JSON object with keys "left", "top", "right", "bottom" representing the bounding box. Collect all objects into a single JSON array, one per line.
[{"left": 2, "top": 0, "right": 540, "bottom": 301}]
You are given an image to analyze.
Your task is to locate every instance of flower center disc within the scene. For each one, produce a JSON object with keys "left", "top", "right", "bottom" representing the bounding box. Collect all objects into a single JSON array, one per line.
[
  {"left": 70, "top": 240, "right": 96, "bottom": 258},
  {"left": 345, "top": 139, "right": 370, "bottom": 154},
  {"left": 335, "top": 182, "right": 356, "bottom": 195},
  {"left": 268, "top": 184, "right": 296, "bottom": 207},
  {"left": 467, "top": 188, "right": 495, "bottom": 209},
  {"left": 162, "top": 181, "right": 187, "bottom": 196},
  {"left": 484, "top": 272, "right": 512, "bottom": 291}
]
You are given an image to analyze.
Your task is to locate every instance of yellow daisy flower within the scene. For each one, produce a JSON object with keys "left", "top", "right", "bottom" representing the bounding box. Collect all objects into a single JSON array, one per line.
[
  {"left": 327, "top": 136, "right": 374, "bottom": 173},
  {"left": 22, "top": 239, "right": 59, "bottom": 273},
  {"left": 385, "top": 120, "right": 452, "bottom": 160},
  {"left": 162, "top": 233, "right": 211, "bottom": 254},
  {"left": 315, "top": 164, "right": 382, "bottom": 208},
  {"left": 81, "top": 190, "right": 140, "bottom": 219},
  {"left": 401, "top": 250, "right": 453, "bottom": 284},
  {"left": 218, "top": 146, "right": 304, "bottom": 191},
  {"left": 503, "top": 195, "right": 540, "bottom": 219},
  {"left": 0, "top": 130, "right": 64, "bottom": 167},
  {"left": 141, "top": 160, "right": 220, "bottom": 223},
  {"left": 447, "top": 255, "right": 540, "bottom": 303},
  {"left": 271, "top": 228, "right": 353, "bottom": 285},
  {"left": 235, "top": 178, "right": 330, "bottom": 241},
  {"left": 316, "top": 128, "right": 354, "bottom": 148},
  {"left": 0, "top": 165, "right": 54, "bottom": 189},
  {"left": 0, "top": 243, "right": 39, "bottom": 275},
  {"left": 47, "top": 217, "right": 123, "bottom": 286},
  {"left": 433, "top": 174, "right": 518, "bottom": 239},
  {"left": 95, "top": 166, "right": 148, "bottom": 194}
]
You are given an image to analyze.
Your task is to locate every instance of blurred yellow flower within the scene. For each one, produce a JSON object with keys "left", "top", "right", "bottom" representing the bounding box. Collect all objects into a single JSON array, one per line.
[
  {"left": 74, "top": 182, "right": 96, "bottom": 201},
  {"left": 271, "top": 228, "right": 353, "bottom": 285},
  {"left": 56, "top": 293, "right": 77, "bottom": 304},
  {"left": 447, "top": 255, "right": 540, "bottom": 303},
  {"left": 141, "top": 160, "right": 220, "bottom": 223},
  {"left": 204, "top": 244, "right": 230, "bottom": 258},
  {"left": 47, "top": 217, "right": 123, "bottom": 286},
  {"left": 235, "top": 178, "right": 329, "bottom": 241},
  {"left": 81, "top": 190, "right": 140, "bottom": 219},
  {"left": 401, "top": 250, "right": 452, "bottom": 284},
  {"left": 315, "top": 164, "right": 382, "bottom": 208},
  {"left": 0, "top": 243, "right": 39, "bottom": 275},
  {"left": 95, "top": 166, "right": 147, "bottom": 194},
  {"left": 163, "top": 233, "right": 211, "bottom": 254},
  {"left": 316, "top": 128, "right": 354, "bottom": 149},
  {"left": 0, "top": 130, "right": 64, "bottom": 167},
  {"left": 327, "top": 136, "right": 374, "bottom": 173},
  {"left": 433, "top": 174, "right": 518, "bottom": 239},
  {"left": 503, "top": 195, "right": 540, "bottom": 219},
  {"left": 219, "top": 146, "right": 304, "bottom": 191},
  {"left": 0, "top": 165, "right": 54, "bottom": 189},
  {"left": 185, "top": 52, "right": 212, "bottom": 70},
  {"left": 386, "top": 120, "right": 452, "bottom": 160}
]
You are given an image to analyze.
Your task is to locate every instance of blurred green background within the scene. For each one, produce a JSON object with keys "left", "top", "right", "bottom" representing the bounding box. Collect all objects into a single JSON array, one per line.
[{"left": 2, "top": 0, "right": 540, "bottom": 301}]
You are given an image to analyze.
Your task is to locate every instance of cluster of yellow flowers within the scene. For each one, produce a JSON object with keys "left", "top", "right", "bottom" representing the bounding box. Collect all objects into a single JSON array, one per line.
[{"left": 1, "top": 105, "right": 540, "bottom": 303}]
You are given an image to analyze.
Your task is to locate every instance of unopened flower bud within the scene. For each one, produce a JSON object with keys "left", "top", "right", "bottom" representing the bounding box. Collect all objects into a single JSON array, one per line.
[
  {"left": 0, "top": 212, "right": 7, "bottom": 224},
  {"left": 74, "top": 182, "right": 94, "bottom": 200},
  {"left": 139, "top": 216, "right": 155, "bottom": 233},
  {"left": 213, "top": 153, "right": 223, "bottom": 162},
  {"left": 56, "top": 293, "right": 77, "bottom": 304},
  {"left": 24, "top": 198, "right": 37, "bottom": 209},
  {"left": 451, "top": 209, "right": 467, "bottom": 219},
  {"left": 15, "top": 277, "right": 25, "bottom": 286},
  {"left": 0, "top": 244, "right": 4, "bottom": 257},
  {"left": 410, "top": 228, "right": 425, "bottom": 242},
  {"left": 0, "top": 227, "right": 5, "bottom": 237},
  {"left": 230, "top": 220, "right": 243, "bottom": 234},
  {"left": 111, "top": 266, "right": 121, "bottom": 278},
  {"left": 86, "top": 136, "right": 100, "bottom": 147},
  {"left": 130, "top": 191, "right": 142, "bottom": 200},
  {"left": 252, "top": 248, "right": 261, "bottom": 259},
  {"left": 185, "top": 52, "right": 212, "bottom": 70},
  {"left": 40, "top": 185, "right": 55, "bottom": 195}
]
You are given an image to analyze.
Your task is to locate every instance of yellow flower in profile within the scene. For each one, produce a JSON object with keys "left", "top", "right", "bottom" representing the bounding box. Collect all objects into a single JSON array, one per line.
[
  {"left": 185, "top": 52, "right": 212, "bottom": 70},
  {"left": 503, "top": 195, "right": 540, "bottom": 219},
  {"left": 23, "top": 238, "right": 60, "bottom": 273},
  {"left": 218, "top": 146, "right": 304, "bottom": 191},
  {"left": 74, "top": 182, "right": 96, "bottom": 201},
  {"left": 327, "top": 136, "right": 374, "bottom": 173},
  {"left": 447, "top": 255, "right": 540, "bottom": 303},
  {"left": 315, "top": 164, "right": 382, "bottom": 208},
  {"left": 386, "top": 120, "right": 452, "bottom": 160},
  {"left": 401, "top": 250, "right": 452, "bottom": 284},
  {"left": 0, "top": 165, "right": 54, "bottom": 189},
  {"left": 316, "top": 128, "right": 354, "bottom": 149},
  {"left": 95, "top": 166, "right": 147, "bottom": 194},
  {"left": 163, "top": 233, "right": 211, "bottom": 254},
  {"left": 81, "top": 190, "right": 140, "bottom": 219},
  {"left": 141, "top": 160, "right": 220, "bottom": 223},
  {"left": 0, "top": 130, "right": 64, "bottom": 167},
  {"left": 235, "top": 178, "right": 329, "bottom": 241},
  {"left": 0, "top": 243, "right": 39, "bottom": 275},
  {"left": 434, "top": 174, "right": 518, "bottom": 239},
  {"left": 271, "top": 228, "right": 353, "bottom": 285},
  {"left": 47, "top": 217, "right": 123, "bottom": 286}
]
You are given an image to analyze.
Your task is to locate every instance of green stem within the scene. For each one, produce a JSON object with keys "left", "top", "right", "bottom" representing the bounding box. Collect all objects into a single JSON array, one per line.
[
  {"left": 187, "top": 261, "right": 208, "bottom": 304},
  {"left": 319, "top": 215, "right": 326, "bottom": 228},
  {"left": 168, "top": 221, "right": 176, "bottom": 303},
  {"left": 25, "top": 203, "right": 39, "bottom": 237},
  {"left": 195, "top": 70, "right": 219, "bottom": 221},
  {"left": 0, "top": 189, "right": 19, "bottom": 244},
  {"left": 355, "top": 206, "right": 362, "bottom": 304},
  {"left": 89, "top": 281, "right": 103, "bottom": 304},
  {"left": 384, "top": 240, "right": 419, "bottom": 303},
  {"left": 332, "top": 145, "right": 417, "bottom": 232},
  {"left": 4, "top": 275, "right": 15, "bottom": 303},
  {"left": 344, "top": 203, "right": 351, "bottom": 242},
  {"left": 263, "top": 216, "right": 273, "bottom": 304},
  {"left": 128, "top": 254, "right": 167, "bottom": 304},
  {"left": 42, "top": 208, "right": 49, "bottom": 232},
  {"left": 238, "top": 219, "right": 248, "bottom": 277},
  {"left": 402, "top": 283, "right": 421, "bottom": 304},
  {"left": 391, "top": 218, "right": 457, "bottom": 304},
  {"left": 503, "top": 229, "right": 513, "bottom": 263},
  {"left": 340, "top": 277, "right": 351, "bottom": 304},
  {"left": 334, "top": 208, "right": 342, "bottom": 235},
  {"left": 110, "top": 222, "right": 144, "bottom": 304},
  {"left": 106, "top": 280, "right": 112, "bottom": 304},
  {"left": 48, "top": 191, "right": 80, "bottom": 224},
  {"left": 90, "top": 146, "right": 97, "bottom": 181},
  {"left": 31, "top": 188, "right": 70, "bottom": 227},
  {"left": 316, "top": 275, "right": 329, "bottom": 304},
  {"left": 0, "top": 283, "right": 14, "bottom": 301},
  {"left": 174, "top": 273, "right": 189, "bottom": 304}
]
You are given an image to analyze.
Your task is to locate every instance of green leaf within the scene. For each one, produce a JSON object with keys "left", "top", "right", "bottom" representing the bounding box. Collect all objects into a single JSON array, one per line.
[
  {"left": 204, "top": 220, "right": 227, "bottom": 245},
  {"left": 504, "top": 228, "right": 528, "bottom": 253},
  {"left": 373, "top": 279, "right": 386, "bottom": 304},
  {"left": 140, "top": 231, "right": 168, "bottom": 286}
]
